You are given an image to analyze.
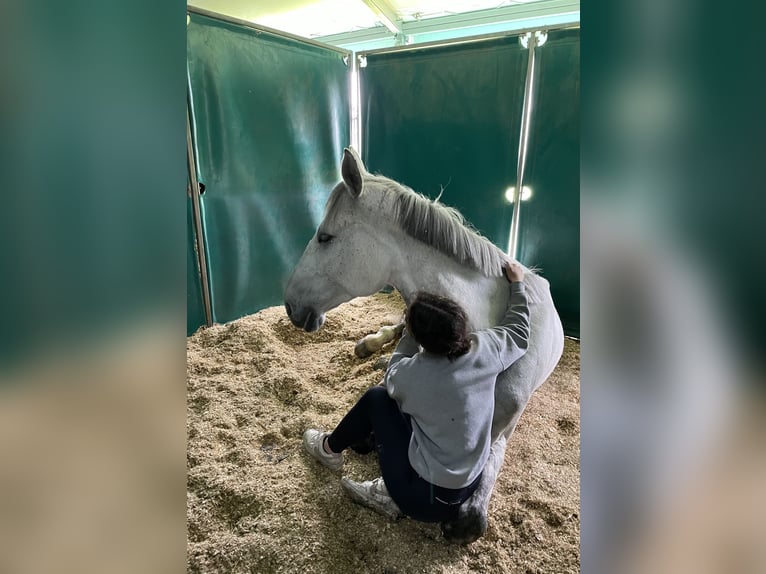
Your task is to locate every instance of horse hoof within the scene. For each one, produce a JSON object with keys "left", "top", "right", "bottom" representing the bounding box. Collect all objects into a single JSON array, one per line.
[
  {"left": 354, "top": 339, "right": 373, "bottom": 358},
  {"left": 441, "top": 509, "right": 488, "bottom": 545}
]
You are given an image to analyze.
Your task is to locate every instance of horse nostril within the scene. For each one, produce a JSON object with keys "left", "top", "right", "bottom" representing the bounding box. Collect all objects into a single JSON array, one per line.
[{"left": 284, "top": 302, "right": 292, "bottom": 318}]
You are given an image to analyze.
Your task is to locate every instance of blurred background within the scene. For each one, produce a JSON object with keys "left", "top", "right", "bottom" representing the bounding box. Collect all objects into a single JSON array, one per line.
[
  {"left": 581, "top": 1, "right": 766, "bottom": 572},
  {"left": 0, "top": 0, "right": 763, "bottom": 572}
]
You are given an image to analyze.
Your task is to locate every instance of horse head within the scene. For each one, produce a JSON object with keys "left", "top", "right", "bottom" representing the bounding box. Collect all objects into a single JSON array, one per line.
[{"left": 284, "top": 148, "right": 396, "bottom": 332}]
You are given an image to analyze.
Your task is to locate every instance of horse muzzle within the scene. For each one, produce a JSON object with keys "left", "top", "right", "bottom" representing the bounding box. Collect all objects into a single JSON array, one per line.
[{"left": 284, "top": 302, "right": 325, "bottom": 332}]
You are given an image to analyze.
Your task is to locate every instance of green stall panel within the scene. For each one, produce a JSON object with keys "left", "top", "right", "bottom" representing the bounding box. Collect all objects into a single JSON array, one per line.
[
  {"left": 516, "top": 29, "right": 580, "bottom": 337},
  {"left": 187, "top": 13, "right": 350, "bottom": 324},
  {"left": 361, "top": 37, "right": 528, "bottom": 249},
  {"left": 187, "top": 195, "right": 206, "bottom": 336}
]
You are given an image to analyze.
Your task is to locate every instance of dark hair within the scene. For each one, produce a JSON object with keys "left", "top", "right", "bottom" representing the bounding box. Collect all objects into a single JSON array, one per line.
[{"left": 406, "top": 292, "right": 471, "bottom": 360}]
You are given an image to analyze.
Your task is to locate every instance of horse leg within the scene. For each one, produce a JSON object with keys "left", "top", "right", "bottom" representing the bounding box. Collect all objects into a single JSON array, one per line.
[
  {"left": 441, "top": 386, "right": 533, "bottom": 544},
  {"left": 354, "top": 321, "right": 404, "bottom": 358},
  {"left": 441, "top": 435, "right": 508, "bottom": 544}
]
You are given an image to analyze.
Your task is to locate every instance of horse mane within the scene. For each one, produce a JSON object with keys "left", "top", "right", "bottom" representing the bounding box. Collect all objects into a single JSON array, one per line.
[
  {"left": 389, "top": 178, "right": 509, "bottom": 277},
  {"left": 324, "top": 174, "right": 510, "bottom": 278}
]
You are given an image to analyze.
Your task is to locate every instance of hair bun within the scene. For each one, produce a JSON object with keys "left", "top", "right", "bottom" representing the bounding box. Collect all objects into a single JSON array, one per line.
[{"left": 406, "top": 292, "right": 470, "bottom": 360}]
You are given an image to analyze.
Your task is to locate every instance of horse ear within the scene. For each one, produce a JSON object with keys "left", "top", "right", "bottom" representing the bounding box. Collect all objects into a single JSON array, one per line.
[{"left": 341, "top": 147, "right": 365, "bottom": 197}]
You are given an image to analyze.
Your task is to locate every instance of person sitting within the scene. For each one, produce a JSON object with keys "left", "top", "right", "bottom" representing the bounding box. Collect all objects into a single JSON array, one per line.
[{"left": 303, "top": 261, "right": 530, "bottom": 523}]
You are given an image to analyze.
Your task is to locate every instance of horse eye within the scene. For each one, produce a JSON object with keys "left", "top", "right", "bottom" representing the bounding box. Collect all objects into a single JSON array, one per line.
[{"left": 317, "top": 232, "right": 334, "bottom": 244}]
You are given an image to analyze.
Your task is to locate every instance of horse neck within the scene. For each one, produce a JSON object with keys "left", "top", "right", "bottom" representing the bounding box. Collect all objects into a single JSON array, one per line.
[{"left": 387, "top": 234, "right": 505, "bottom": 329}]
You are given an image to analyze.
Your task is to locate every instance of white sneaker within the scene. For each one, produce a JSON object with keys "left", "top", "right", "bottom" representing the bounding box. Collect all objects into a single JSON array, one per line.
[
  {"left": 303, "top": 429, "right": 343, "bottom": 471},
  {"left": 341, "top": 476, "right": 403, "bottom": 520}
]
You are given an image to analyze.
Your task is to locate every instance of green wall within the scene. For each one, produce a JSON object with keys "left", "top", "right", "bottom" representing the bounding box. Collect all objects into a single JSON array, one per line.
[
  {"left": 517, "top": 29, "right": 580, "bottom": 336},
  {"left": 186, "top": 15, "right": 578, "bottom": 336},
  {"left": 361, "top": 32, "right": 580, "bottom": 336},
  {"left": 361, "top": 37, "right": 528, "bottom": 249},
  {"left": 187, "top": 13, "right": 349, "bottom": 325}
]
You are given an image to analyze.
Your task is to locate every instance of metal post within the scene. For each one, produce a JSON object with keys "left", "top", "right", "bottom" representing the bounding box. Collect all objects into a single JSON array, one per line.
[
  {"left": 186, "top": 87, "right": 214, "bottom": 328},
  {"left": 508, "top": 31, "right": 541, "bottom": 259},
  {"left": 349, "top": 54, "right": 362, "bottom": 152}
]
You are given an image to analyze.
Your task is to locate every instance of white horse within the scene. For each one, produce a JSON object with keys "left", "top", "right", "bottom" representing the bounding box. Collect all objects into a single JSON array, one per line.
[{"left": 284, "top": 148, "right": 564, "bottom": 543}]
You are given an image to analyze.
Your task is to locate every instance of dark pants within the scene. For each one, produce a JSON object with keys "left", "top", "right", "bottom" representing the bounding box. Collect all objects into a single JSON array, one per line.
[{"left": 327, "top": 386, "right": 482, "bottom": 523}]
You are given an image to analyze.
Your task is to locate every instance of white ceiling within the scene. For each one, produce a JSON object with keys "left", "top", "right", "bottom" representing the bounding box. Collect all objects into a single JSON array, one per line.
[
  {"left": 384, "top": 0, "right": 545, "bottom": 22},
  {"left": 190, "top": 0, "right": 379, "bottom": 37},
  {"left": 188, "top": 0, "right": 577, "bottom": 40}
]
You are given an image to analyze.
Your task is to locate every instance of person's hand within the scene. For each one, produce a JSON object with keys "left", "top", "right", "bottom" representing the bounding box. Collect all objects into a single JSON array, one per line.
[{"left": 504, "top": 261, "right": 524, "bottom": 283}]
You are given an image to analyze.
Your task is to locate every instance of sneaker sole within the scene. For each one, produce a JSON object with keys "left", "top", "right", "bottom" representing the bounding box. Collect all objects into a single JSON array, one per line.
[{"left": 341, "top": 478, "right": 402, "bottom": 520}]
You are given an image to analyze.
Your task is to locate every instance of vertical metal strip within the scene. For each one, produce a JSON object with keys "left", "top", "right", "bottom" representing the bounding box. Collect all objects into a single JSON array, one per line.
[
  {"left": 508, "top": 32, "right": 539, "bottom": 259},
  {"left": 186, "top": 83, "right": 214, "bottom": 328},
  {"left": 349, "top": 54, "right": 361, "bottom": 151},
  {"left": 349, "top": 54, "right": 363, "bottom": 153}
]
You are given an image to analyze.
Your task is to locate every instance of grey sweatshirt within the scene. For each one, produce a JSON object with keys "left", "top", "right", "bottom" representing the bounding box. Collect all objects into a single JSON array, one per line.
[{"left": 384, "top": 282, "right": 530, "bottom": 489}]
